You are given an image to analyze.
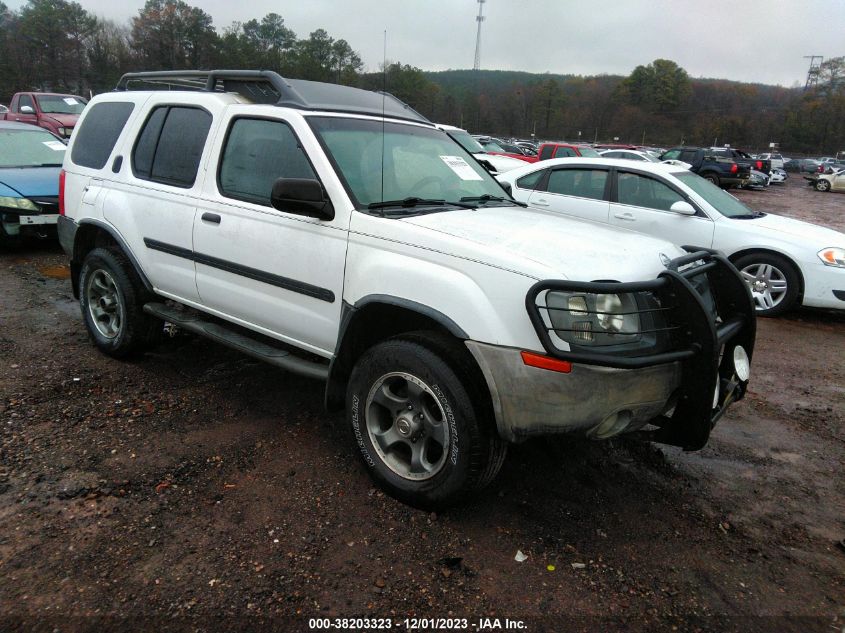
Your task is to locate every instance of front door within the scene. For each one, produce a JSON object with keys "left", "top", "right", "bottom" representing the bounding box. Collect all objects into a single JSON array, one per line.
[
  {"left": 608, "top": 170, "right": 715, "bottom": 250},
  {"left": 193, "top": 114, "right": 348, "bottom": 357}
]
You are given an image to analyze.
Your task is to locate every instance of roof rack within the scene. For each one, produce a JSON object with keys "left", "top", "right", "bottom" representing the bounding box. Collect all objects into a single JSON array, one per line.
[{"left": 114, "top": 70, "right": 431, "bottom": 125}]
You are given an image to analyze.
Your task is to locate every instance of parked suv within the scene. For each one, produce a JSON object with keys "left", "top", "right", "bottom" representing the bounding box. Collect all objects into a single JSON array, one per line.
[
  {"left": 660, "top": 147, "right": 750, "bottom": 188},
  {"left": 58, "top": 71, "right": 755, "bottom": 508}
]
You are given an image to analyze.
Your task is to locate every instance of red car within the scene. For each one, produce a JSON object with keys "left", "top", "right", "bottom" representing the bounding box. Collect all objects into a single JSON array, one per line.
[
  {"left": 537, "top": 142, "right": 602, "bottom": 160},
  {"left": 0, "top": 92, "right": 88, "bottom": 139}
]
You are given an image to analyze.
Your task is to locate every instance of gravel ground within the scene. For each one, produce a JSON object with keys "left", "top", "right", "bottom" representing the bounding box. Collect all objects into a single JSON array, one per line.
[{"left": 0, "top": 176, "right": 843, "bottom": 632}]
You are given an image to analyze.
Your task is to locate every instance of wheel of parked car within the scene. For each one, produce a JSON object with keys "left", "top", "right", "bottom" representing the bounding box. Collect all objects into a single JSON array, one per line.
[
  {"left": 815, "top": 179, "right": 831, "bottom": 192},
  {"left": 701, "top": 172, "right": 720, "bottom": 187},
  {"left": 79, "top": 247, "right": 161, "bottom": 358},
  {"left": 346, "top": 333, "right": 506, "bottom": 509},
  {"left": 733, "top": 252, "right": 800, "bottom": 317}
]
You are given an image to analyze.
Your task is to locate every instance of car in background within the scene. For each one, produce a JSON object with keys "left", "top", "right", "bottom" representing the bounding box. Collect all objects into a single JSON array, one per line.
[
  {"left": 473, "top": 136, "right": 537, "bottom": 163},
  {"left": 0, "top": 121, "right": 65, "bottom": 244},
  {"left": 769, "top": 168, "right": 787, "bottom": 184},
  {"left": 758, "top": 153, "right": 786, "bottom": 170},
  {"left": 811, "top": 168, "right": 845, "bottom": 193},
  {"left": 0, "top": 91, "right": 88, "bottom": 139},
  {"left": 436, "top": 124, "right": 528, "bottom": 175},
  {"left": 660, "top": 147, "right": 750, "bottom": 188},
  {"left": 742, "top": 169, "right": 770, "bottom": 189},
  {"left": 784, "top": 158, "right": 821, "bottom": 174},
  {"left": 599, "top": 149, "right": 661, "bottom": 163},
  {"left": 538, "top": 142, "right": 601, "bottom": 160},
  {"left": 497, "top": 157, "right": 845, "bottom": 316}
]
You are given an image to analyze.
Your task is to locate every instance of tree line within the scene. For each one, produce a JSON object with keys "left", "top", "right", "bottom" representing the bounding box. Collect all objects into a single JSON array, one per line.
[{"left": 1, "top": 0, "right": 843, "bottom": 154}]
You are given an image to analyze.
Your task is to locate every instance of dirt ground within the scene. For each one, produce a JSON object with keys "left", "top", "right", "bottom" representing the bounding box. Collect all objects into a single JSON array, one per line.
[{"left": 0, "top": 177, "right": 843, "bottom": 632}]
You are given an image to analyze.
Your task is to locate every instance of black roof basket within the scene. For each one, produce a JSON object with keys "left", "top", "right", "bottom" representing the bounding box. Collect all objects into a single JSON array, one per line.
[{"left": 114, "top": 70, "right": 431, "bottom": 125}]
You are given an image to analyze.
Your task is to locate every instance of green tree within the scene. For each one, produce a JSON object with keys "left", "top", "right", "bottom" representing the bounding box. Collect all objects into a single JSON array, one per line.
[
  {"left": 619, "top": 59, "right": 691, "bottom": 114},
  {"left": 130, "top": 0, "right": 218, "bottom": 70}
]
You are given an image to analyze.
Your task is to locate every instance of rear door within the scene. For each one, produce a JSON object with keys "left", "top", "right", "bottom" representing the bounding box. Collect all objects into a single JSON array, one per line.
[
  {"left": 609, "top": 169, "right": 714, "bottom": 249},
  {"left": 527, "top": 165, "right": 611, "bottom": 224}
]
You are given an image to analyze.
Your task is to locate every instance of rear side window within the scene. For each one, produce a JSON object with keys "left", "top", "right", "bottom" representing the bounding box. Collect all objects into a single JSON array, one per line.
[
  {"left": 680, "top": 149, "right": 698, "bottom": 163},
  {"left": 547, "top": 168, "right": 608, "bottom": 201},
  {"left": 218, "top": 118, "right": 317, "bottom": 205},
  {"left": 539, "top": 145, "right": 554, "bottom": 160},
  {"left": 71, "top": 102, "right": 134, "bottom": 169},
  {"left": 516, "top": 169, "right": 546, "bottom": 191},
  {"left": 554, "top": 147, "right": 576, "bottom": 158},
  {"left": 17, "top": 95, "right": 34, "bottom": 112},
  {"left": 132, "top": 105, "right": 211, "bottom": 187}
]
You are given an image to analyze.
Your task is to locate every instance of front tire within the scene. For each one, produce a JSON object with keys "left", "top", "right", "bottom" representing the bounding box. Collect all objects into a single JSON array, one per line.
[
  {"left": 79, "top": 247, "right": 161, "bottom": 358},
  {"left": 734, "top": 252, "right": 800, "bottom": 317},
  {"left": 815, "top": 179, "right": 831, "bottom": 192},
  {"left": 346, "top": 335, "right": 505, "bottom": 508}
]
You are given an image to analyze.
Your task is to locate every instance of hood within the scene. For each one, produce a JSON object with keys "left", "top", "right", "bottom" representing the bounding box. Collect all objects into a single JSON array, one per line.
[
  {"left": 41, "top": 113, "right": 79, "bottom": 127},
  {"left": 0, "top": 166, "right": 61, "bottom": 198},
  {"left": 740, "top": 212, "right": 845, "bottom": 246},
  {"left": 473, "top": 152, "right": 527, "bottom": 174},
  {"left": 400, "top": 206, "right": 686, "bottom": 282}
]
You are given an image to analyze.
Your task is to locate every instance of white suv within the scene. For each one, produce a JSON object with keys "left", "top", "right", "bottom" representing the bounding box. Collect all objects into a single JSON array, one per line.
[{"left": 57, "top": 71, "right": 755, "bottom": 508}]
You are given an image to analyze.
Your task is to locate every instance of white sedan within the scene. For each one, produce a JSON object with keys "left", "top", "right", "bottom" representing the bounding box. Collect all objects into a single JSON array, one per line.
[{"left": 498, "top": 157, "right": 845, "bottom": 316}]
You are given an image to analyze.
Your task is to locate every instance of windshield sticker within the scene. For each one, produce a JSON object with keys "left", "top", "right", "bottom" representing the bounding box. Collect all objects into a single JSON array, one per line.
[
  {"left": 43, "top": 141, "right": 66, "bottom": 151},
  {"left": 63, "top": 97, "right": 80, "bottom": 105},
  {"left": 439, "top": 155, "right": 483, "bottom": 181}
]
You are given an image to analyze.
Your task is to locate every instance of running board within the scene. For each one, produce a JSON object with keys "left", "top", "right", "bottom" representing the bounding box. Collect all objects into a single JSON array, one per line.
[{"left": 143, "top": 302, "right": 329, "bottom": 381}]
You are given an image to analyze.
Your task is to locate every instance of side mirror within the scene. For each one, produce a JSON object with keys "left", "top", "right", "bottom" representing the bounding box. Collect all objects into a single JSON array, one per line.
[
  {"left": 20, "top": 105, "right": 34, "bottom": 114},
  {"left": 670, "top": 200, "right": 696, "bottom": 216},
  {"left": 270, "top": 178, "right": 334, "bottom": 221}
]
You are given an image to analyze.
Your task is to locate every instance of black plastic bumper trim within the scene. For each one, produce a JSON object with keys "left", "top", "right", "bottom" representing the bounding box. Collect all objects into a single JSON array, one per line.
[{"left": 143, "top": 237, "right": 335, "bottom": 303}]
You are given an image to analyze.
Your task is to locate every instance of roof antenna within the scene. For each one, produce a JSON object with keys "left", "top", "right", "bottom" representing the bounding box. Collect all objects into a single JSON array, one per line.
[{"left": 380, "top": 30, "right": 387, "bottom": 212}]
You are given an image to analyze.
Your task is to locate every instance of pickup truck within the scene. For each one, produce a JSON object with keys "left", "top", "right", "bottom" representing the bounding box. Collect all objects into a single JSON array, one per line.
[
  {"left": 659, "top": 147, "right": 750, "bottom": 188},
  {"left": 0, "top": 92, "right": 88, "bottom": 139},
  {"left": 708, "top": 147, "right": 771, "bottom": 179},
  {"left": 57, "top": 70, "right": 755, "bottom": 508},
  {"left": 538, "top": 142, "right": 602, "bottom": 160}
]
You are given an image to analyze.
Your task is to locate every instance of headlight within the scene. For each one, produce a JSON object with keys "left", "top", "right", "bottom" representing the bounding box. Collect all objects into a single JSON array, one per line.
[
  {"left": 818, "top": 247, "right": 845, "bottom": 268},
  {"left": 57, "top": 127, "right": 66, "bottom": 136},
  {"left": 545, "top": 291, "right": 644, "bottom": 347},
  {"left": 0, "top": 196, "right": 39, "bottom": 211}
]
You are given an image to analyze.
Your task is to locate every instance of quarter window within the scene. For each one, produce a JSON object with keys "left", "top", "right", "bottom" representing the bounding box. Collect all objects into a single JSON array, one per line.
[
  {"left": 132, "top": 106, "right": 211, "bottom": 187},
  {"left": 71, "top": 102, "right": 134, "bottom": 169},
  {"left": 617, "top": 172, "right": 685, "bottom": 211},
  {"left": 516, "top": 169, "right": 546, "bottom": 191},
  {"left": 547, "top": 168, "right": 608, "bottom": 201},
  {"left": 219, "top": 118, "right": 317, "bottom": 205}
]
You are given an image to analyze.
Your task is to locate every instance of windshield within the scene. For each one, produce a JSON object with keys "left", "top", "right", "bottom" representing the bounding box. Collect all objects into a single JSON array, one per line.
[
  {"left": 578, "top": 147, "right": 601, "bottom": 158},
  {"left": 479, "top": 139, "right": 507, "bottom": 153},
  {"left": 641, "top": 153, "right": 660, "bottom": 162},
  {"left": 674, "top": 172, "right": 756, "bottom": 218},
  {"left": 0, "top": 128, "right": 66, "bottom": 167},
  {"left": 35, "top": 94, "right": 87, "bottom": 114},
  {"left": 447, "top": 129, "right": 485, "bottom": 154},
  {"left": 309, "top": 117, "right": 511, "bottom": 210}
]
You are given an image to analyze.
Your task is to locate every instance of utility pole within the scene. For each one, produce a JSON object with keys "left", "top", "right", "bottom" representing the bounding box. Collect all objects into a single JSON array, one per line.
[
  {"left": 804, "top": 55, "right": 823, "bottom": 90},
  {"left": 473, "top": 0, "right": 486, "bottom": 71}
]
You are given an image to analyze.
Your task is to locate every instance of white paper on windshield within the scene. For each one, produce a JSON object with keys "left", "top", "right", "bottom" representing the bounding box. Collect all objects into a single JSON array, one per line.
[
  {"left": 43, "top": 141, "right": 66, "bottom": 151},
  {"left": 63, "top": 97, "right": 79, "bottom": 105},
  {"left": 439, "top": 155, "right": 483, "bottom": 181}
]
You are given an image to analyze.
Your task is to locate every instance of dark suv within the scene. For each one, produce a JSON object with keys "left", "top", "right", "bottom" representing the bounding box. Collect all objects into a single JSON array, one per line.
[{"left": 660, "top": 147, "right": 750, "bottom": 188}]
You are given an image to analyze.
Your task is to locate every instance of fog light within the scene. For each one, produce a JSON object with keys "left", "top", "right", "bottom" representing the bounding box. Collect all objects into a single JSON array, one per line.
[{"left": 733, "top": 346, "right": 750, "bottom": 381}]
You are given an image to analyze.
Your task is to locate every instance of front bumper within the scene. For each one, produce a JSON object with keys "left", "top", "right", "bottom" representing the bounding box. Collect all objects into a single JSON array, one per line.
[
  {"left": 471, "top": 250, "right": 756, "bottom": 450},
  {"left": 19, "top": 213, "right": 58, "bottom": 226}
]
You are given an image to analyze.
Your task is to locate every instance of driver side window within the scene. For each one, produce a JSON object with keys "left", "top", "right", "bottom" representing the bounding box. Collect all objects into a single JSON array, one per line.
[{"left": 617, "top": 172, "right": 684, "bottom": 211}]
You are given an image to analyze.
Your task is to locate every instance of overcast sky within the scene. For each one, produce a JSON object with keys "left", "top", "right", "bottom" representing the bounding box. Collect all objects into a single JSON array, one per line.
[{"left": 8, "top": 0, "right": 844, "bottom": 86}]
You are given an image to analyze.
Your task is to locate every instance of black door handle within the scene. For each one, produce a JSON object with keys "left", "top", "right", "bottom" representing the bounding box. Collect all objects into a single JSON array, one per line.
[{"left": 201, "top": 212, "right": 221, "bottom": 224}]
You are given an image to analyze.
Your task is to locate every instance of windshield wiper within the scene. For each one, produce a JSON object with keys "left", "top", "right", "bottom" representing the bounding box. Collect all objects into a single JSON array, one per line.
[
  {"left": 368, "top": 197, "right": 475, "bottom": 211},
  {"left": 459, "top": 194, "right": 527, "bottom": 207}
]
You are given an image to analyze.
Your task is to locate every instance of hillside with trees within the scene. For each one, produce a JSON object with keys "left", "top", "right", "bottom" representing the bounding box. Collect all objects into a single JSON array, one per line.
[{"left": 1, "top": 0, "right": 842, "bottom": 153}]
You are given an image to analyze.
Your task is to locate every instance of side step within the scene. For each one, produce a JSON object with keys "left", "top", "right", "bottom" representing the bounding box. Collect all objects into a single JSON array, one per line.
[{"left": 143, "top": 302, "right": 329, "bottom": 381}]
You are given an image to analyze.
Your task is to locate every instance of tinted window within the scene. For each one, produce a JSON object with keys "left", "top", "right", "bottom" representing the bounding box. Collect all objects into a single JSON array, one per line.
[
  {"left": 516, "top": 169, "right": 546, "bottom": 190},
  {"left": 132, "top": 106, "right": 211, "bottom": 187},
  {"left": 554, "top": 147, "right": 576, "bottom": 158},
  {"left": 547, "top": 169, "right": 608, "bottom": 201},
  {"left": 71, "top": 102, "right": 134, "bottom": 169},
  {"left": 617, "top": 172, "right": 684, "bottom": 211},
  {"left": 219, "top": 118, "right": 317, "bottom": 205},
  {"left": 680, "top": 149, "right": 698, "bottom": 163},
  {"left": 539, "top": 145, "right": 554, "bottom": 160}
]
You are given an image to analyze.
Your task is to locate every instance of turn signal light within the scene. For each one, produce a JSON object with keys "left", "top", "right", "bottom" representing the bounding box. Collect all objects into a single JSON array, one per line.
[{"left": 521, "top": 351, "right": 572, "bottom": 373}]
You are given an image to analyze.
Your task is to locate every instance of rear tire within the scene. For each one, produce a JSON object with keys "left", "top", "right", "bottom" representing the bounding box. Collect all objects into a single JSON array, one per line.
[
  {"left": 346, "top": 334, "right": 505, "bottom": 509},
  {"left": 702, "top": 172, "right": 720, "bottom": 187},
  {"left": 79, "top": 247, "right": 161, "bottom": 358},
  {"left": 815, "top": 179, "right": 831, "bottom": 192}
]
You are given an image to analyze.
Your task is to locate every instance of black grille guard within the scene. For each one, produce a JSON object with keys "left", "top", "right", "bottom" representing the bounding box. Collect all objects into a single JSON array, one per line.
[{"left": 525, "top": 248, "right": 756, "bottom": 450}]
